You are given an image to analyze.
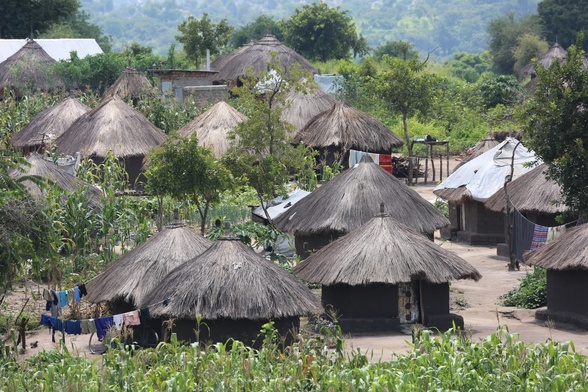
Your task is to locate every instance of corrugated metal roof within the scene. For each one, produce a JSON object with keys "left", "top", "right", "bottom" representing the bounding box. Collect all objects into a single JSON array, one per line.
[{"left": 0, "top": 39, "right": 103, "bottom": 62}]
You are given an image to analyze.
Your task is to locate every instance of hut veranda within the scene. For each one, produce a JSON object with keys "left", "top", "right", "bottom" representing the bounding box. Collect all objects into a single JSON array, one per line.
[{"left": 293, "top": 205, "right": 481, "bottom": 333}]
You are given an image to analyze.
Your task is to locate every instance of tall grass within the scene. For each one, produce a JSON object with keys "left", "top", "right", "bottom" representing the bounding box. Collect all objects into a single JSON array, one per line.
[{"left": 2, "top": 326, "right": 586, "bottom": 390}]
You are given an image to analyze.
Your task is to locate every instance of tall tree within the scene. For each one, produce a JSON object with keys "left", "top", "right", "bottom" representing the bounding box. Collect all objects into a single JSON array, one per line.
[
  {"left": 373, "top": 40, "right": 418, "bottom": 61},
  {"left": 367, "top": 55, "right": 438, "bottom": 184},
  {"left": 487, "top": 12, "right": 544, "bottom": 75},
  {"left": 522, "top": 38, "right": 588, "bottom": 218},
  {"left": 538, "top": 0, "right": 588, "bottom": 51},
  {"left": 0, "top": 0, "right": 80, "bottom": 39},
  {"left": 176, "top": 13, "right": 233, "bottom": 68},
  {"left": 145, "top": 134, "right": 233, "bottom": 234},
  {"left": 225, "top": 56, "right": 316, "bottom": 225},
  {"left": 282, "top": 2, "right": 368, "bottom": 62}
]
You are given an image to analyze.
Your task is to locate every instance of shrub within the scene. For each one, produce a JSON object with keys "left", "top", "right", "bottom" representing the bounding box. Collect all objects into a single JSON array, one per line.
[{"left": 501, "top": 267, "right": 547, "bottom": 309}]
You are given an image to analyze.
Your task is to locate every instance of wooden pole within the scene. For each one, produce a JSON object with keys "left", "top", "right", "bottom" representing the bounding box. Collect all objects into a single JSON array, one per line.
[{"left": 505, "top": 141, "right": 521, "bottom": 271}]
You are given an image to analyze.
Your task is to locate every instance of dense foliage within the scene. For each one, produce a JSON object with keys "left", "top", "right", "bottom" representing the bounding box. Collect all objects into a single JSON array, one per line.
[
  {"left": 176, "top": 14, "right": 233, "bottom": 68},
  {"left": 2, "top": 327, "right": 587, "bottom": 390},
  {"left": 502, "top": 268, "right": 547, "bottom": 309},
  {"left": 522, "top": 40, "right": 588, "bottom": 218},
  {"left": 538, "top": 0, "right": 588, "bottom": 52},
  {"left": 80, "top": 0, "right": 540, "bottom": 59}
]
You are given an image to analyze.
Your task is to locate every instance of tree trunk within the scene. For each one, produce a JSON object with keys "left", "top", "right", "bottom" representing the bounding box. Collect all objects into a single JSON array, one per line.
[{"left": 403, "top": 112, "right": 414, "bottom": 185}]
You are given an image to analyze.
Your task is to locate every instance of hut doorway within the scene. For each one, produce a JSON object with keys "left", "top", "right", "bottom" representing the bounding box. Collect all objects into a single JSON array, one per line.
[{"left": 398, "top": 282, "right": 420, "bottom": 324}]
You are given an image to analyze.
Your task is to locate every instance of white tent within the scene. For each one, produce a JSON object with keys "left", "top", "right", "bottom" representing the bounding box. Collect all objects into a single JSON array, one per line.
[
  {"left": 434, "top": 138, "right": 539, "bottom": 202},
  {"left": 253, "top": 188, "right": 310, "bottom": 221},
  {"left": 0, "top": 39, "right": 103, "bottom": 62}
]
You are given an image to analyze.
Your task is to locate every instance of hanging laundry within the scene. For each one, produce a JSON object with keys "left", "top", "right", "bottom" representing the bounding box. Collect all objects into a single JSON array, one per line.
[
  {"left": 113, "top": 314, "right": 124, "bottom": 330},
  {"left": 81, "top": 319, "right": 96, "bottom": 335},
  {"left": 66, "top": 289, "right": 75, "bottom": 304},
  {"left": 530, "top": 224, "right": 549, "bottom": 250},
  {"left": 94, "top": 316, "right": 114, "bottom": 340},
  {"left": 73, "top": 286, "right": 81, "bottom": 302},
  {"left": 547, "top": 225, "right": 566, "bottom": 243},
  {"left": 123, "top": 310, "right": 141, "bottom": 326},
  {"left": 78, "top": 284, "right": 87, "bottom": 297},
  {"left": 511, "top": 209, "right": 535, "bottom": 262},
  {"left": 59, "top": 291, "right": 68, "bottom": 307},
  {"left": 64, "top": 320, "right": 81, "bottom": 335}
]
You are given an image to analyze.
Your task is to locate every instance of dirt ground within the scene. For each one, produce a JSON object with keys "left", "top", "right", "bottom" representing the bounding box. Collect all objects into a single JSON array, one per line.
[{"left": 6, "top": 157, "right": 588, "bottom": 361}]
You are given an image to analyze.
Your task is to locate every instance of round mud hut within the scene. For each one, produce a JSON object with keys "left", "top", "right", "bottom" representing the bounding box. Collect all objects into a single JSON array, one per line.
[
  {"left": 0, "top": 39, "right": 57, "bottom": 99},
  {"left": 9, "top": 153, "right": 102, "bottom": 209},
  {"left": 11, "top": 95, "right": 91, "bottom": 154},
  {"left": 103, "top": 67, "right": 159, "bottom": 105},
  {"left": 293, "top": 205, "right": 481, "bottom": 333},
  {"left": 524, "top": 224, "right": 588, "bottom": 329},
  {"left": 54, "top": 95, "right": 167, "bottom": 188},
  {"left": 211, "top": 34, "right": 317, "bottom": 87},
  {"left": 292, "top": 101, "right": 404, "bottom": 168},
  {"left": 140, "top": 225, "right": 322, "bottom": 346},
  {"left": 274, "top": 156, "right": 449, "bottom": 257},
  {"left": 85, "top": 215, "right": 212, "bottom": 313},
  {"left": 280, "top": 82, "right": 336, "bottom": 135},
  {"left": 177, "top": 101, "right": 246, "bottom": 158}
]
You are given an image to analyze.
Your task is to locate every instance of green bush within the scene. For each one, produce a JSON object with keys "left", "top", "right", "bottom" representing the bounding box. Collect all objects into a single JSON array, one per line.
[{"left": 502, "top": 267, "right": 547, "bottom": 309}]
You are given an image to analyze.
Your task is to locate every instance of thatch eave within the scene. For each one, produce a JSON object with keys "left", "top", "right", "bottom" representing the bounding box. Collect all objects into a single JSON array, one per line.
[
  {"left": 293, "top": 214, "right": 481, "bottom": 285},
  {"left": 524, "top": 225, "right": 588, "bottom": 271},
  {"left": 275, "top": 158, "right": 449, "bottom": 236}
]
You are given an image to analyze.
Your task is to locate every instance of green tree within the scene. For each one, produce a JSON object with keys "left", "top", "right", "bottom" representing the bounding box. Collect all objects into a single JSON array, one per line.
[
  {"left": 487, "top": 12, "right": 544, "bottom": 75},
  {"left": 226, "top": 57, "right": 316, "bottom": 224},
  {"left": 476, "top": 74, "right": 524, "bottom": 109},
  {"left": 230, "top": 15, "right": 283, "bottom": 48},
  {"left": 522, "top": 39, "right": 588, "bottom": 218},
  {"left": 512, "top": 33, "right": 549, "bottom": 78},
  {"left": 40, "top": 10, "right": 112, "bottom": 51},
  {"left": 145, "top": 134, "right": 233, "bottom": 234},
  {"left": 367, "top": 55, "right": 439, "bottom": 183},
  {"left": 538, "top": 0, "right": 588, "bottom": 51},
  {"left": 0, "top": 0, "right": 79, "bottom": 39},
  {"left": 282, "top": 2, "right": 368, "bottom": 62},
  {"left": 176, "top": 13, "right": 233, "bottom": 67},
  {"left": 373, "top": 40, "right": 418, "bottom": 61},
  {"left": 444, "top": 51, "right": 491, "bottom": 83}
]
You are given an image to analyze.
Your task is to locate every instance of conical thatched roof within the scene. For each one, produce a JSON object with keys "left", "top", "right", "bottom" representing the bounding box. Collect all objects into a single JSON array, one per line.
[
  {"left": 11, "top": 96, "right": 91, "bottom": 151},
  {"left": 520, "top": 43, "right": 567, "bottom": 80},
  {"left": 293, "top": 101, "right": 404, "bottom": 154},
  {"left": 85, "top": 222, "right": 212, "bottom": 306},
  {"left": 274, "top": 157, "right": 449, "bottom": 236},
  {"left": 9, "top": 153, "right": 101, "bottom": 209},
  {"left": 280, "top": 83, "right": 336, "bottom": 133},
  {"left": 525, "top": 224, "right": 588, "bottom": 270},
  {"left": 55, "top": 95, "right": 167, "bottom": 159},
  {"left": 294, "top": 208, "right": 481, "bottom": 285},
  {"left": 140, "top": 233, "right": 322, "bottom": 319},
  {"left": 211, "top": 34, "right": 317, "bottom": 82},
  {"left": 484, "top": 163, "right": 568, "bottom": 215},
  {"left": 103, "top": 67, "right": 159, "bottom": 102},
  {"left": 0, "top": 39, "right": 56, "bottom": 96},
  {"left": 177, "top": 101, "right": 246, "bottom": 158}
]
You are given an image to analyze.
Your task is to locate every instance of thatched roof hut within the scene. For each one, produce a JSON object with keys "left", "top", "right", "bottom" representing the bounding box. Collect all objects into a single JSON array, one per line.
[
  {"left": 280, "top": 83, "right": 336, "bottom": 133},
  {"left": 11, "top": 95, "right": 90, "bottom": 154},
  {"left": 211, "top": 34, "right": 317, "bottom": 84},
  {"left": 525, "top": 224, "right": 588, "bottom": 328},
  {"left": 55, "top": 95, "right": 167, "bottom": 186},
  {"left": 140, "top": 228, "right": 321, "bottom": 344},
  {"left": 293, "top": 101, "right": 403, "bottom": 166},
  {"left": 274, "top": 156, "right": 449, "bottom": 256},
  {"left": 9, "top": 153, "right": 101, "bottom": 210},
  {"left": 520, "top": 43, "right": 567, "bottom": 80},
  {"left": 85, "top": 218, "right": 212, "bottom": 310},
  {"left": 0, "top": 39, "right": 57, "bottom": 98},
  {"left": 177, "top": 101, "right": 246, "bottom": 158},
  {"left": 295, "top": 210, "right": 481, "bottom": 286},
  {"left": 293, "top": 206, "right": 480, "bottom": 332},
  {"left": 484, "top": 163, "right": 567, "bottom": 216},
  {"left": 103, "top": 67, "right": 159, "bottom": 103}
]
